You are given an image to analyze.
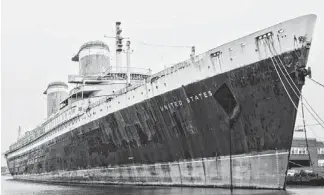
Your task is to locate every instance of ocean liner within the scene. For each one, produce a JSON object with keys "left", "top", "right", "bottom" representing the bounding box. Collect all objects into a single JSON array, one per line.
[{"left": 4, "top": 15, "right": 317, "bottom": 189}]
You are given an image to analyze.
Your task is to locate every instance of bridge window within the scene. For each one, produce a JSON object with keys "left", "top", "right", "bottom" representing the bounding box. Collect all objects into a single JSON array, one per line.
[
  {"left": 318, "top": 148, "right": 324, "bottom": 154},
  {"left": 291, "top": 147, "right": 308, "bottom": 155},
  {"left": 318, "top": 160, "right": 324, "bottom": 167}
]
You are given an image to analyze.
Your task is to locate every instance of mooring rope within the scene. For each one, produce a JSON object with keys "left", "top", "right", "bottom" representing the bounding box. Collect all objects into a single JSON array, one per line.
[
  {"left": 266, "top": 37, "right": 324, "bottom": 125},
  {"left": 264, "top": 39, "right": 324, "bottom": 129},
  {"left": 301, "top": 95, "right": 314, "bottom": 171},
  {"left": 308, "top": 77, "right": 324, "bottom": 89},
  {"left": 262, "top": 39, "right": 298, "bottom": 110}
]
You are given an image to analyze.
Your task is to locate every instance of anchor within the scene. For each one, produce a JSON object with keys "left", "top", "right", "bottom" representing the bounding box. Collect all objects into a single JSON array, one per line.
[{"left": 296, "top": 66, "right": 312, "bottom": 84}]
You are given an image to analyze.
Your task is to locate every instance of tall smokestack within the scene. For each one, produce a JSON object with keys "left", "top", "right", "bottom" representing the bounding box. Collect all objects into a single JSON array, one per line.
[
  {"left": 72, "top": 41, "right": 111, "bottom": 76},
  {"left": 43, "top": 81, "right": 68, "bottom": 117}
]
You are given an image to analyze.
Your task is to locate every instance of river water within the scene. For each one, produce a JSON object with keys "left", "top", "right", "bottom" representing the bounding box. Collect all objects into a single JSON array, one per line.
[{"left": 1, "top": 175, "right": 323, "bottom": 195}]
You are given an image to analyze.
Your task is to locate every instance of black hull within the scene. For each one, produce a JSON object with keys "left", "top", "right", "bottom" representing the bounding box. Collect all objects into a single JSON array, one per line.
[{"left": 7, "top": 47, "right": 309, "bottom": 188}]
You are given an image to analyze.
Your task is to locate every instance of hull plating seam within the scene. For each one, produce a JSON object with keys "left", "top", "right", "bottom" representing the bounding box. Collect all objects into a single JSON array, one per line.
[{"left": 14, "top": 150, "right": 289, "bottom": 189}]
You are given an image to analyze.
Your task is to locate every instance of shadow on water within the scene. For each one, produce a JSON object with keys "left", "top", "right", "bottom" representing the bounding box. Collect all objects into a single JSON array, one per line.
[{"left": 2, "top": 176, "right": 323, "bottom": 195}]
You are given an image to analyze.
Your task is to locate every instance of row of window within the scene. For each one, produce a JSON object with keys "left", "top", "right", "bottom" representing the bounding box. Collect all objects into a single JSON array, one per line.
[
  {"left": 9, "top": 116, "right": 81, "bottom": 159},
  {"left": 291, "top": 147, "right": 309, "bottom": 155},
  {"left": 10, "top": 107, "right": 80, "bottom": 153},
  {"left": 32, "top": 117, "right": 80, "bottom": 147},
  {"left": 317, "top": 148, "right": 324, "bottom": 155},
  {"left": 318, "top": 160, "right": 324, "bottom": 167},
  {"left": 10, "top": 70, "right": 187, "bottom": 157},
  {"left": 131, "top": 74, "right": 149, "bottom": 80},
  {"left": 291, "top": 147, "right": 324, "bottom": 155},
  {"left": 44, "top": 107, "right": 77, "bottom": 132},
  {"left": 11, "top": 98, "right": 120, "bottom": 159},
  {"left": 104, "top": 73, "right": 149, "bottom": 81}
]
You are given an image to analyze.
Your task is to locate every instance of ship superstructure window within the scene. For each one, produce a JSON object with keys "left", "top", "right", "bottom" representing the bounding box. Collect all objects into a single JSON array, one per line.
[
  {"left": 317, "top": 148, "right": 324, "bottom": 154},
  {"left": 318, "top": 160, "right": 324, "bottom": 167},
  {"left": 291, "top": 147, "right": 308, "bottom": 155},
  {"left": 213, "top": 83, "right": 237, "bottom": 116}
]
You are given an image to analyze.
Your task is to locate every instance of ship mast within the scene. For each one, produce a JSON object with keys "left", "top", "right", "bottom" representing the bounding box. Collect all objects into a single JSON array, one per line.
[
  {"left": 104, "top": 22, "right": 133, "bottom": 85},
  {"left": 115, "top": 21, "right": 123, "bottom": 71},
  {"left": 125, "top": 40, "right": 133, "bottom": 86}
]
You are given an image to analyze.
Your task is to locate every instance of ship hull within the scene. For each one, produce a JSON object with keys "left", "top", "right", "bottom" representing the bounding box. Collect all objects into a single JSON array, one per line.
[
  {"left": 7, "top": 46, "right": 308, "bottom": 189},
  {"left": 14, "top": 150, "right": 289, "bottom": 189}
]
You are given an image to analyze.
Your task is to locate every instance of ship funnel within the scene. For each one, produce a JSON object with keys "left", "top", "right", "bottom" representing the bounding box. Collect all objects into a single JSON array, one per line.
[
  {"left": 43, "top": 81, "right": 68, "bottom": 117},
  {"left": 71, "top": 41, "right": 110, "bottom": 76}
]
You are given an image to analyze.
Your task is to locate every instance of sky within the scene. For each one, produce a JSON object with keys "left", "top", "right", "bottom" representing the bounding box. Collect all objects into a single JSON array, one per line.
[{"left": 1, "top": 0, "right": 324, "bottom": 166}]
